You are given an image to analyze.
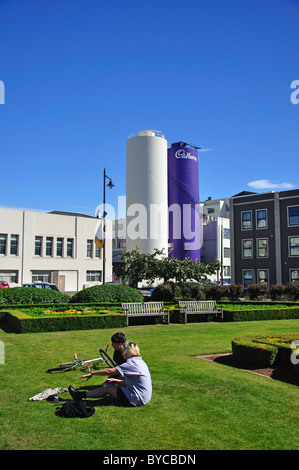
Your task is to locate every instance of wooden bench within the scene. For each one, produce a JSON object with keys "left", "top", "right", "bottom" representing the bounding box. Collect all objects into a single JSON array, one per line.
[
  {"left": 122, "top": 302, "right": 170, "bottom": 327},
  {"left": 179, "top": 300, "right": 223, "bottom": 323}
]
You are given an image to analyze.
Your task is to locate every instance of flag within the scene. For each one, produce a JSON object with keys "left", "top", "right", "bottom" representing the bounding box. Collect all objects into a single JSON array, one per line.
[{"left": 95, "top": 221, "right": 103, "bottom": 248}]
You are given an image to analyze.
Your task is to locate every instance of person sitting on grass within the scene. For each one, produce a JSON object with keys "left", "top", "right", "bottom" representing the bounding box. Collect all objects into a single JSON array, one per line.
[
  {"left": 111, "top": 331, "right": 127, "bottom": 365},
  {"left": 68, "top": 341, "right": 152, "bottom": 407}
]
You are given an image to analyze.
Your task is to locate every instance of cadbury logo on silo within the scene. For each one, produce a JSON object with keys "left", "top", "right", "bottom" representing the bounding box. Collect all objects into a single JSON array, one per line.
[{"left": 175, "top": 149, "right": 197, "bottom": 161}]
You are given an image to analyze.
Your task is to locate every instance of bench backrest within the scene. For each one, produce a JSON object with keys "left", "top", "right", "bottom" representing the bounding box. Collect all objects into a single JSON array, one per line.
[
  {"left": 122, "top": 302, "right": 164, "bottom": 315},
  {"left": 179, "top": 300, "right": 217, "bottom": 312}
]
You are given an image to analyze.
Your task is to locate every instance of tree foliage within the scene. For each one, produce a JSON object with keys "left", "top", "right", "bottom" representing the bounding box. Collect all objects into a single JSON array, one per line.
[{"left": 119, "top": 248, "right": 220, "bottom": 287}]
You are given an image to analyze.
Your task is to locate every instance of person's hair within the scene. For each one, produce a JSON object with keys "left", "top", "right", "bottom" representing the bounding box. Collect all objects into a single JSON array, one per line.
[
  {"left": 111, "top": 332, "right": 126, "bottom": 344},
  {"left": 122, "top": 341, "right": 140, "bottom": 358}
]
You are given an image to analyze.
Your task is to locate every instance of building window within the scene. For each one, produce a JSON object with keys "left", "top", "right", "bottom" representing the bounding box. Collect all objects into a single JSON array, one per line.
[
  {"left": 87, "top": 271, "right": 102, "bottom": 282},
  {"left": 241, "top": 211, "right": 252, "bottom": 230},
  {"left": 32, "top": 271, "right": 50, "bottom": 282},
  {"left": 46, "top": 237, "right": 53, "bottom": 256},
  {"left": 256, "top": 209, "right": 267, "bottom": 229},
  {"left": 223, "top": 266, "right": 231, "bottom": 276},
  {"left": 10, "top": 235, "right": 19, "bottom": 256},
  {"left": 223, "top": 247, "right": 230, "bottom": 258},
  {"left": 0, "top": 234, "right": 7, "bottom": 255},
  {"left": 223, "top": 228, "right": 230, "bottom": 239},
  {"left": 35, "top": 236, "right": 42, "bottom": 256},
  {"left": 288, "top": 206, "right": 299, "bottom": 226},
  {"left": 0, "top": 271, "right": 18, "bottom": 283},
  {"left": 67, "top": 238, "right": 74, "bottom": 257},
  {"left": 257, "top": 269, "right": 269, "bottom": 285},
  {"left": 95, "top": 243, "right": 101, "bottom": 258},
  {"left": 243, "top": 269, "right": 254, "bottom": 288},
  {"left": 57, "top": 238, "right": 63, "bottom": 257},
  {"left": 290, "top": 269, "right": 299, "bottom": 285},
  {"left": 289, "top": 237, "right": 299, "bottom": 257},
  {"left": 87, "top": 240, "right": 93, "bottom": 258},
  {"left": 257, "top": 238, "right": 268, "bottom": 258},
  {"left": 242, "top": 239, "right": 253, "bottom": 258}
]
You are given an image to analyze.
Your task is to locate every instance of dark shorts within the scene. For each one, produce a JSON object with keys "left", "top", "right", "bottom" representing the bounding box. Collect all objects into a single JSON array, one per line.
[{"left": 116, "top": 387, "right": 134, "bottom": 407}]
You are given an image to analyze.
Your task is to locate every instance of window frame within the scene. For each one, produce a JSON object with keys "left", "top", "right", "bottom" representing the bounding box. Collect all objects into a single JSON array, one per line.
[
  {"left": 287, "top": 205, "right": 299, "bottom": 227},
  {"left": 257, "top": 269, "right": 269, "bottom": 285},
  {"left": 241, "top": 211, "right": 252, "bottom": 231},
  {"left": 256, "top": 208, "right": 268, "bottom": 230},
  {"left": 289, "top": 269, "right": 299, "bottom": 285},
  {"left": 288, "top": 236, "right": 299, "bottom": 257},
  {"left": 242, "top": 238, "right": 253, "bottom": 259},
  {"left": 256, "top": 237, "right": 268, "bottom": 258}
]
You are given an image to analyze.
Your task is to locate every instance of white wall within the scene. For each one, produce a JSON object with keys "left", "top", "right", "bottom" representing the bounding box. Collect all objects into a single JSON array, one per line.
[{"left": 0, "top": 208, "right": 112, "bottom": 292}]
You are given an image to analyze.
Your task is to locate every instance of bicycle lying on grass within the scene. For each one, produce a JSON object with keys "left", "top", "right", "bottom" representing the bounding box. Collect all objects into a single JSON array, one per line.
[{"left": 46, "top": 346, "right": 116, "bottom": 373}]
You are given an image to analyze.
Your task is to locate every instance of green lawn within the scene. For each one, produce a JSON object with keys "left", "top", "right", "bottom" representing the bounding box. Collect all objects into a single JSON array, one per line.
[{"left": 1, "top": 320, "right": 299, "bottom": 450}]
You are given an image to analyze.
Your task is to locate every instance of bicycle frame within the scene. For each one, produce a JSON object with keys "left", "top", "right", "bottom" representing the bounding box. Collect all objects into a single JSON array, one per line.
[{"left": 47, "top": 345, "right": 115, "bottom": 373}]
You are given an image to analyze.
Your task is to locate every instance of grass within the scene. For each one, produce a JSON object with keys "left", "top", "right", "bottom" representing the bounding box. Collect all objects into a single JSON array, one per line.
[{"left": 1, "top": 320, "right": 299, "bottom": 450}]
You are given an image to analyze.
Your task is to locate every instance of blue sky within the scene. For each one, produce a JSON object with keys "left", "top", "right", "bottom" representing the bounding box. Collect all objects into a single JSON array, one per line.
[{"left": 0, "top": 0, "right": 298, "bottom": 218}]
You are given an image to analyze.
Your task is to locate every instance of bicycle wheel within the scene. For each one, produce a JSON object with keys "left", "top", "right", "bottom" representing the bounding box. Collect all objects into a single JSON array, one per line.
[
  {"left": 47, "top": 361, "right": 78, "bottom": 373},
  {"left": 99, "top": 349, "right": 116, "bottom": 368}
]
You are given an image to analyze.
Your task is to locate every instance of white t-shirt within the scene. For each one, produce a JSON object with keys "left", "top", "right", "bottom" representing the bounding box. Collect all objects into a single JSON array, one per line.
[{"left": 116, "top": 356, "right": 152, "bottom": 406}]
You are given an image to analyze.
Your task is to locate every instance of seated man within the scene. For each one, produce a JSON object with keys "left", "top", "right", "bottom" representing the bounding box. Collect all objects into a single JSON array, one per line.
[
  {"left": 111, "top": 331, "right": 126, "bottom": 365},
  {"left": 68, "top": 341, "right": 152, "bottom": 407}
]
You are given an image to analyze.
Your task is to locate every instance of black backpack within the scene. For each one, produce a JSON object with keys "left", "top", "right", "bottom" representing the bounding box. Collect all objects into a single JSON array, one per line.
[{"left": 57, "top": 400, "right": 95, "bottom": 418}]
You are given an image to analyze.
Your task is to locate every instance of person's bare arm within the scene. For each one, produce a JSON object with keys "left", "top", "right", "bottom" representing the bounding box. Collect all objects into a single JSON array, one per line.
[{"left": 80, "top": 367, "right": 119, "bottom": 380}]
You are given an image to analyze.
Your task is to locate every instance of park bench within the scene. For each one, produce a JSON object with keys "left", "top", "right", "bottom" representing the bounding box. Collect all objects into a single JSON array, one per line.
[
  {"left": 179, "top": 300, "right": 223, "bottom": 323},
  {"left": 122, "top": 302, "right": 170, "bottom": 327}
]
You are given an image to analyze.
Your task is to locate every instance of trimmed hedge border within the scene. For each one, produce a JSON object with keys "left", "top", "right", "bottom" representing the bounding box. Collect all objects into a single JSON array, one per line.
[
  {"left": 223, "top": 307, "right": 299, "bottom": 322},
  {"left": 1, "top": 309, "right": 126, "bottom": 333},
  {"left": 220, "top": 300, "right": 299, "bottom": 322},
  {"left": 232, "top": 333, "right": 299, "bottom": 368}
]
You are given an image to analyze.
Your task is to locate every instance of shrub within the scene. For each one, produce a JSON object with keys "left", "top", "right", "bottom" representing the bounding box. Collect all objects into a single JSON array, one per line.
[
  {"left": 202, "top": 284, "right": 229, "bottom": 301},
  {"left": 70, "top": 284, "right": 144, "bottom": 303},
  {"left": 247, "top": 284, "right": 269, "bottom": 300},
  {"left": 150, "top": 283, "right": 174, "bottom": 301},
  {"left": 0, "top": 287, "right": 70, "bottom": 305},
  {"left": 284, "top": 284, "right": 299, "bottom": 301},
  {"left": 232, "top": 334, "right": 299, "bottom": 368},
  {"left": 151, "top": 282, "right": 206, "bottom": 302},
  {"left": 269, "top": 284, "right": 286, "bottom": 301},
  {"left": 228, "top": 284, "right": 243, "bottom": 301}
]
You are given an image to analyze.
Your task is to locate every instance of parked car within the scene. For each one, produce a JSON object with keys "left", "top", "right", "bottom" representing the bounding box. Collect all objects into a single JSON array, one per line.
[
  {"left": 0, "top": 281, "right": 9, "bottom": 288},
  {"left": 23, "top": 282, "right": 59, "bottom": 291}
]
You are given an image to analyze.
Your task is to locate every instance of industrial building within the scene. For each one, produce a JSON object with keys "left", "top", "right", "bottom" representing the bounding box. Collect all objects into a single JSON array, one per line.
[{"left": 0, "top": 208, "right": 112, "bottom": 293}]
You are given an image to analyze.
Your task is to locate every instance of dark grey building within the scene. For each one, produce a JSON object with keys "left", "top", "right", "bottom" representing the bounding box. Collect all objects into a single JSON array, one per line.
[{"left": 230, "top": 189, "right": 299, "bottom": 287}]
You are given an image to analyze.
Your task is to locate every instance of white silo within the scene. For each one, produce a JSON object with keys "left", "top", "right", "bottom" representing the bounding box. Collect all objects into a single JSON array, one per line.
[{"left": 126, "top": 130, "right": 168, "bottom": 255}]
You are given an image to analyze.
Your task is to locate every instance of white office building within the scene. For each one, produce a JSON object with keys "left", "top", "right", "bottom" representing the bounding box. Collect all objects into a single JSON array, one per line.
[
  {"left": 201, "top": 197, "right": 231, "bottom": 284},
  {"left": 0, "top": 207, "right": 112, "bottom": 293}
]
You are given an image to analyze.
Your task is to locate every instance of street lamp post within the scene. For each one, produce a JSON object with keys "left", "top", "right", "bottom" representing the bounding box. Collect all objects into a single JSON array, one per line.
[{"left": 102, "top": 168, "right": 115, "bottom": 285}]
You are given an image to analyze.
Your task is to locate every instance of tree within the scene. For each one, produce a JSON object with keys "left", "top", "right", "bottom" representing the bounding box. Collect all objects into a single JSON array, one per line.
[{"left": 119, "top": 248, "right": 220, "bottom": 286}]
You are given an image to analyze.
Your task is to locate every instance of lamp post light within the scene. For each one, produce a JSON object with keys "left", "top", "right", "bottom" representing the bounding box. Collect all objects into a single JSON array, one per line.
[{"left": 102, "top": 168, "right": 115, "bottom": 285}]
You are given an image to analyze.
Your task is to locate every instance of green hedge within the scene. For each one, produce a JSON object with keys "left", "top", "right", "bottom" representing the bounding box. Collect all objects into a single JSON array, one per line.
[
  {"left": 0, "top": 287, "right": 70, "bottom": 305},
  {"left": 1, "top": 309, "right": 126, "bottom": 333},
  {"left": 221, "top": 302, "right": 299, "bottom": 322},
  {"left": 71, "top": 284, "right": 144, "bottom": 303},
  {"left": 232, "top": 334, "right": 299, "bottom": 368}
]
